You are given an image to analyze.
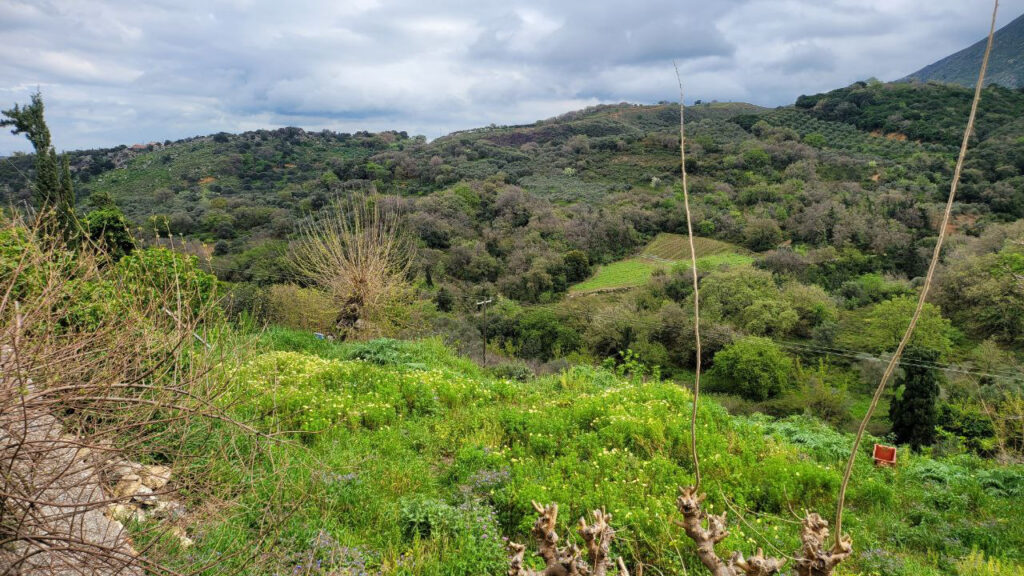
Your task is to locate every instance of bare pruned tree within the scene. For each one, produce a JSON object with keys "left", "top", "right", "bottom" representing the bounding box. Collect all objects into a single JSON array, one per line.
[
  {"left": 509, "top": 491, "right": 851, "bottom": 576},
  {"left": 291, "top": 193, "right": 416, "bottom": 339}
]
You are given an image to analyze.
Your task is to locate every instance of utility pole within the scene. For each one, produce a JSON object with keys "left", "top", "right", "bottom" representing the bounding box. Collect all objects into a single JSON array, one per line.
[{"left": 476, "top": 298, "right": 493, "bottom": 365}]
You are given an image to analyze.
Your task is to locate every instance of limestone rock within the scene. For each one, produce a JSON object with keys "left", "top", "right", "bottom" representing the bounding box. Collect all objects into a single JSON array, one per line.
[
  {"left": 131, "top": 485, "right": 158, "bottom": 505},
  {"left": 141, "top": 465, "right": 172, "bottom": 490},
  {"left": 114, "top": 474, "right": 143, "bottom": 499}
]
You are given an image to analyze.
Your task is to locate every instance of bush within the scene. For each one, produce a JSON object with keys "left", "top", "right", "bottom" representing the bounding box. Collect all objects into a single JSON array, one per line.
[
  {"left": 708, "top": 336, "right": 793, "bottom": 400},
  {"left": 516, "top": 308, "right": 581, "bottom": 361},
  {"left": 838, "top": 296, "right": 955, "bottom": 358},
  {"left": 83, "top": 207, "right": 135, "bottom": 260},
  {"left": 487, "top": 362, "right": 534, "bottom": 382},
  {"left": 114, "top": 247, "right": 217, "bottom": 316},
  {"left": 265, "top": 283, "right": 339, "bottom": 333}
]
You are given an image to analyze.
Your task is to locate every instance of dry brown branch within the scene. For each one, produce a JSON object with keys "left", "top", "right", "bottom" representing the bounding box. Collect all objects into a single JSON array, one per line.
[
  {"left": 291, "top": 193, "right": 415, "bottom": 340},
  {"left": 0, "top": 211, "right": 255, "bottom": 575},
  {"left": 676, "top": 486, "right": 786, "bottom": 576},
  {"left": 512, "top": 488, "right": 854, "bottom": 576},
  {"left": 792, "top": 514, "right": 850, "bottom": 576},
  {"left": 832, "top": 0, "right": 1000, "bottom": 546}
]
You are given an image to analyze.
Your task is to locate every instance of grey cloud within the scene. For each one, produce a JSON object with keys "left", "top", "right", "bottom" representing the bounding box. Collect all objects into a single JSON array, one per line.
[
  {"left": 769, "top": 43, "right": 837, "bottom": 74},
  {"left": 1, "top": 0, "right": 1023, "bottom": 154}
]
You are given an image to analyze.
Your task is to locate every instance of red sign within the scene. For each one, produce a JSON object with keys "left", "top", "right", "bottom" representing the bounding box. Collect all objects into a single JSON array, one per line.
[{"left": 873, "top": 444, "right": 897, "bottom": 466}]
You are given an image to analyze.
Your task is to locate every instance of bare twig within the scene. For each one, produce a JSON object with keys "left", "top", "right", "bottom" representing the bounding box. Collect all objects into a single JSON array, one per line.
[
  {"left": 674, "top": 62, "right": 703, "bottom": 491},
  {"left": 832, "top": 0, "right": 1000, "bottom": 547}
]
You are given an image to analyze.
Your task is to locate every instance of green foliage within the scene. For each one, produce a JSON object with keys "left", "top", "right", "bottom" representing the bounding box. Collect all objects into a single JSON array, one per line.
[
  {"left": 890, "top": 349, "right": 942, "bottom": 450},
  {"left": 264, "top": 283, "right": 338, "bottom": 333},
  {"left": 433, "top": 286, "right": 454, "bottom": 312},
  {"left": 708, "top": 336, "right": 794, "bottom": 400},
  {"left": 938, "top": 402, "right": 997, "bottom": 455},
  {"left": 2, "top": 92, "right": 63, "bottom": 215},
  {"left": 570, "top": 258, "right": 663, "bottom": 293},
  {"left": 956, "top": 548, "right": 1017, "bottom": 576},
  {"left": 839, "top": 273, "right": 910, "bottom": 309},
  {"left": 0, "top": 225, "right": 49, "bottom": 299},
  {"left": 796, "top": 81, "right": 1024, "bottom": 147},
  {"left": 642, "top": 233, "right": 746, "bottom": 261},
  {"left": 838, "top": 296, "right": 956, "bottom": 358},
  {"left": 563, "top": 250, "right": 590, "bottom": 283},
  {"left": 114, "top": 247, "right": 217, "bottom": 316},
  {"left": 83, "top": 207, "right": 135, "bottom": 260},
  {"left": 517, "top": 308, "right": 581, "bottom": 361},
  {"left": 937, "top": 241, "right": 1024, "bottom": 346},
  {"left": 178, "top": 331, "right": 1023, "bottom": 575},
  {"left": 739, "top": 298, "right": 799, "bottom": 337}
]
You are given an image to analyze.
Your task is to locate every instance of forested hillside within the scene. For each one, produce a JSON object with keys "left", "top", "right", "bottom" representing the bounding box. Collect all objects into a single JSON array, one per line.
[{"left": 2, "top": 82, "right": 1022, "bottom": 293}]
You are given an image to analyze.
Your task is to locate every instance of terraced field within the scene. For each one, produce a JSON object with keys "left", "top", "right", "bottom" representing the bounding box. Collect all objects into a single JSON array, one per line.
[
  {"left": 641, "top": 233, "right": 746, "bottom": 261},
  {"left": 570, "top": 234, "right": 750, "bottom": 294},
  {"left": 760, "top": 109, "right": 955, "bottom": 158}
]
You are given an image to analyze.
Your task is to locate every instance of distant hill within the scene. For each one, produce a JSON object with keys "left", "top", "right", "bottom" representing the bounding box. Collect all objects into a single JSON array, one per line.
[
  {"left": 2, "top": 82, "right": 1022, "bottom": 295},
  {"left": 902, "top": 12, "right": 1024, "bottom": 88}
]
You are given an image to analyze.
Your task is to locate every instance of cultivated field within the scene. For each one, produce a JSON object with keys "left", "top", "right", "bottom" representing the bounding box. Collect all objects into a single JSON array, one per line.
[
  {"left": 641, "top": 233, "right": 747, "bottom": 261},
  {"left": 570, "top": 234, "right": 750, "bottom": 294}
]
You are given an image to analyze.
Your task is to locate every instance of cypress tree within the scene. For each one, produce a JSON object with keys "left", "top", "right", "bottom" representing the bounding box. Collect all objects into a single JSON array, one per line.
[
  {"left": 889, "top": 348, "right": 941, "bottom": 451},
  {"left": 1, "top": 91, "right": 76, "bottom": 235},
  {"left": 1, "top": 92, "right": 58, "bottom": 208}
]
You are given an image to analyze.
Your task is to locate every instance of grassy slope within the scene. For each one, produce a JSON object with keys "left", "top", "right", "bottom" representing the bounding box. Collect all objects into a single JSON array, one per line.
[
  {"left": 571, "top": 234, "right": 751, "bottom": 294},
  {"left": 570, "top": 258, "right": 665, "bottom": 293},
  {"left": 162, "top": 331, "right": 1023, "bottom": 575}
]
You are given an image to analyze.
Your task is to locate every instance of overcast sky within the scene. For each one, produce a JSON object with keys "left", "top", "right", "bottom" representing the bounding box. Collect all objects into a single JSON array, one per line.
[{"left": 1, "top": 0, "right": 1020, "bottom": 154}]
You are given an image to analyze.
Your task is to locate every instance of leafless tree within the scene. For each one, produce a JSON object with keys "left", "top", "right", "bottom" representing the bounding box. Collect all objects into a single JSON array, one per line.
[{"left": 291, "top": 194, "right": 416, "bottom": 339}]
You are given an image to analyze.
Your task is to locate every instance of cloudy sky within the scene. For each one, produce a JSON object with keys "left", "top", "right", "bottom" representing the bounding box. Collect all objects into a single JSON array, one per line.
[{"left": 1, "top": 0, "right": 1020, "bottom": 154}]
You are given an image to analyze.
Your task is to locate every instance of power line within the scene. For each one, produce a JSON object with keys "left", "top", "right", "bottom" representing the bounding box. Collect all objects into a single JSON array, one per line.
[
  {"left": 774, "top": 339, "right": 1020, "bottom": 381},
  {"left": 779, "top": 339, "right": 1022, "bottom": 378}
]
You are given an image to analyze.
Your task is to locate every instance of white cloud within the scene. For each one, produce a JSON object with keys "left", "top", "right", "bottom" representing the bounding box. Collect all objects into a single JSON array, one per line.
[{"left": 0, "top": 0, "right": 1021, "bottom": 154}]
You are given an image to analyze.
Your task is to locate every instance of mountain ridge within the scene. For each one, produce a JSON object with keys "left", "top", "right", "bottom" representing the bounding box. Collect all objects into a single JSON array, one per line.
[{"left": 901, "top": 11, "right": 1024, "bottom": 88}]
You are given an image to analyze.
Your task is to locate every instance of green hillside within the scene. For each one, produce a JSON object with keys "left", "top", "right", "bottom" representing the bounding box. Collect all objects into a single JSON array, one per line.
[
  {"left": 4, "top": 81, "right": 1021, "bottom": 307},
  {"left": 3, "top": 72, "right": 1024, "bottom": 576},
  {"left": 902, "top": 12, "right": 1024, "bottom": 89}
]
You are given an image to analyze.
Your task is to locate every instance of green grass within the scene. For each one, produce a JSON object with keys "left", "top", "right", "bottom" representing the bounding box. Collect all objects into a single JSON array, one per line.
[
  {"left": 570, "top": 234, "right": 749, "bottom": 294},
  {"left": 570, "top": 258, "right": 665, "bottom": 293},
  {"left": 160, "top": 331, "right": 1024, "bottom": 575}
]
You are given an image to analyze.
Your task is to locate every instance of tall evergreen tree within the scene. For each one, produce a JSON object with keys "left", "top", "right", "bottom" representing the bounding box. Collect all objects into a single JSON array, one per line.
[
  {"left": 1, "top": 91, "right": 75, "bottom": 232},
  {"left": 889, "top": 348, "right": 941, "bottom": 450}
]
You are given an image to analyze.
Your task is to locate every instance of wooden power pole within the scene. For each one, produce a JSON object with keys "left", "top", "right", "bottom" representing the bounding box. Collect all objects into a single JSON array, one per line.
[{"left": 476, "top": 298, "right": 493, "bottom": 365}]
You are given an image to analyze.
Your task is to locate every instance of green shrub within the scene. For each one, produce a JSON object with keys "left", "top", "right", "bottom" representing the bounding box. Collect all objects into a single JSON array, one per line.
[
  {"left": 399, "top": 495, "right": 458, "bottom": 538},
  {"left": 487, "top": 362, "right": 534, "bottom": 382},
  {"left": 114, "top": 247, "right": 217, "bottom": 316},
  {"left": 83, "top": 206, "right": 135, "bottom": 260},
  {"left": 838, "top": 296, "right": 955, "bottom": 358},
  {"left": 265, "top": 283, "right": 338, "bottom": 333},
  {"left": 708, "top": 336, "right": 794, "bottom": 400}
]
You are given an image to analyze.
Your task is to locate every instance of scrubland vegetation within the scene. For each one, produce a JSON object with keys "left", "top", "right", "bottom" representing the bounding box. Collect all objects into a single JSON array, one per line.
[{"left": 2, "top": 71, "right": 1023, "bottom": 574}]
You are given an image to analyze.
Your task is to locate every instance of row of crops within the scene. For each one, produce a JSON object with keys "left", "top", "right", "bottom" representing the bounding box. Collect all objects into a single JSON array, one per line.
[{"left": 762, "top": 109, "right": 956, "bottom": 159}]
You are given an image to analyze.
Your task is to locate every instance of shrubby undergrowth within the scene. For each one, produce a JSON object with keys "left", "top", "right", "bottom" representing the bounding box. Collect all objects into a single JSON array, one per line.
[{"left": 167, "top": 331, "right": 1022, "bottom": 575}]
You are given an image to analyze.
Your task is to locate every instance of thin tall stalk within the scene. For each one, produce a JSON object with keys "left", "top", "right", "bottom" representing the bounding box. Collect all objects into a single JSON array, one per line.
[
  {"left": 675, "top": 63, "right": 703, "bottom": 490},
  {"left": 832, "top": 0, "right": 1000, "bottom": 547}
]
